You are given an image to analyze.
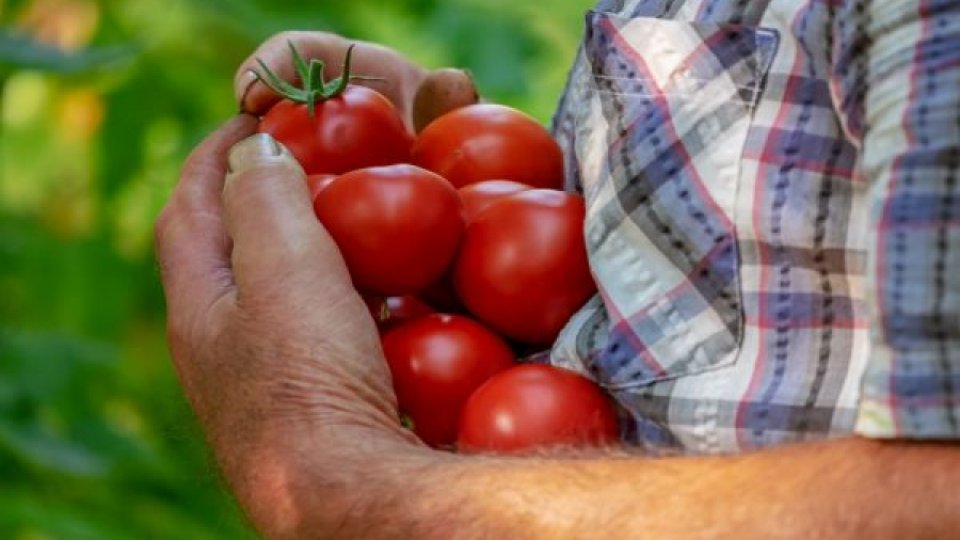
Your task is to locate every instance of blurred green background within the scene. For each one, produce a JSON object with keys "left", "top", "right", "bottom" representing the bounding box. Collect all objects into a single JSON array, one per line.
[{"left": 0, "top": 0, "right": 591, "bottom": 537}]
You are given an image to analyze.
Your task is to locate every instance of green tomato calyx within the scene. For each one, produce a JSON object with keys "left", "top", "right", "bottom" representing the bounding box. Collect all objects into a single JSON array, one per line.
[{"left": 254, "top": 42, "right": 383, "bottom": 117}]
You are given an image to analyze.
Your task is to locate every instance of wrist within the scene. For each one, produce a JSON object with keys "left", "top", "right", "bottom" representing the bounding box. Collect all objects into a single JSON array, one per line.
[{"left": 225, "top": 417, "right": 434, "bottom": 538}]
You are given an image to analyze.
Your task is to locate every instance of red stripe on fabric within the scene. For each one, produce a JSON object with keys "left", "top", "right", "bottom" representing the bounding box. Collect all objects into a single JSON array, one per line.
[{"left": 745, "top": 315, "right": 867, "bottom": 330}]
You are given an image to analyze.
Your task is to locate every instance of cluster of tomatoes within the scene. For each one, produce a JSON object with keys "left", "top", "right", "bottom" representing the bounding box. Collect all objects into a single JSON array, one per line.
[{"left": 255, "top": 45, "right": 620, "bottom": 453}]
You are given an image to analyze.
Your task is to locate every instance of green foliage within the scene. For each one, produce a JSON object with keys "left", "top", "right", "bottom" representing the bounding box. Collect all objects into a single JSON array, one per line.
[
  {"left": 0, "top": 0, "right": 592, "bottom": 537},
  {"left": 0, "top": 30, "right": 132, "bottom": 75}
]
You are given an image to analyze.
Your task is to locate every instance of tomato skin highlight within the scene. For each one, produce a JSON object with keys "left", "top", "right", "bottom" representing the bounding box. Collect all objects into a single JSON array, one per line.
[
  {"left": 306, "top": 174, "right": 337, "bottom": 202},
  {"left": 412, "top": 104, "right": 565, "bottom": 189},
  {"left": 382, "top": 314, "right": 516, "bottom": 448},
  {"left": 458, "top": 180, "right": 532, "bottom": 222},
  {"left": 457, "top": 364, "right": 620, "bottom": 453},
  {"left": 314, "top": 164, "right": 465, "bottom": 296},
  {"left": 259, "top": 85, "right": 413, "bottom": 175},
  {"left": 454, "top": 190, "right": 596, "bottom": 345}
]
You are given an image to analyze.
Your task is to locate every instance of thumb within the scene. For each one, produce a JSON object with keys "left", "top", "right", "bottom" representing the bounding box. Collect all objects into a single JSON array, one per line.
[
  {"left": 223, "top": 133, "right": 348, "bottom": 293},
  {"left": 412, "top": 68, "right": 479, "bottom": 133}
]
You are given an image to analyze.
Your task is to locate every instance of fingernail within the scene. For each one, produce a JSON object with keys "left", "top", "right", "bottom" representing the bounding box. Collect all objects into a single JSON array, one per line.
[
  {"left": 226, "top": 133, "right": 293, "bottom": 178},
  {"left": 236, "top": 70, "right": 259, "bottom": 110}
]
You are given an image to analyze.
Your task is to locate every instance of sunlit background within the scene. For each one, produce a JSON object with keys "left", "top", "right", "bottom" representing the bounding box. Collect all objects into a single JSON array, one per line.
[{"left": 0, "top": 0, "right": 593, "bottom": 537}]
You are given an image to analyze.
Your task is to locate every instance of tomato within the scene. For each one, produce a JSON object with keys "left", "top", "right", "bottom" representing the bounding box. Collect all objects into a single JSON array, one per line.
[
  {"left": 457, "top": 364, "right": 620, "bottom": 453},
  {"left": 314, "top": 164, "right": 465, "bottom": 296},
  {"left": 256, "top": 46, "right": 412, "bottom": 175},
  {"left": 259, "top": 86, "right": 412, "bottom": 175},
  {"left": 419, "top": 272, "right": 464, "bottom": 314},
  {"left": 458, "top": 180, "right": 531, "bottom": 222},
  {"left": 382, "top": 314, "right": 516, "bottom": 448},
  {"left": 453, "top": 190, "right": 596, "bottom": 345},
  {"left": 306, "top": 174, "right": 336, "bottom": 201},
  {"left": 365, "top": 296, "right": 435, "bottom": 331},
  {"left": 412, "top": 104, "right": 564, "bottom": 189}
]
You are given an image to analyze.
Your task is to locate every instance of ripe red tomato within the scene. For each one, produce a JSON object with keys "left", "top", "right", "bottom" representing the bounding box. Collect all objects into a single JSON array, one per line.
[
  {"left": 259, "top": 84, "right": 412, "bottom": 175},
  {"left": 457, "top": 364, "right": 620, "bottom": 453},
  {"left": 375, "top": 296, "right": 436, "bottom": 332},
  {"left": 458, "top": 180, "right": 531, "bottom": 222},
  {"left": 314, "top": 164, "right": 465, "bottom": 296},
  {"left": 382, "top": 314, "right": 516, "bottom": 448},
  {"left": 412, "top": 104, "right": 564, "bottom": 189},
  {"left": 454, "top": 190, "right": 596, "bottom": 345},
  {"left": 306, "top": 174, "right": 336, "bottom": 201}
]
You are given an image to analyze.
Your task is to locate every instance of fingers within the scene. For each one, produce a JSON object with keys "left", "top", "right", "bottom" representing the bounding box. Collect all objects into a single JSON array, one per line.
[
  {"left": 156, "top": 115, "right": 258, "bottom": 321},
  {"left": 234, "top": 31, "right": 427, "bottom": 125},
  {"left": 222, "top": 133, "right": 351, "bottom": 297},
  {"left": 412, "top": 68, "right": 479, "bottom": 132}
]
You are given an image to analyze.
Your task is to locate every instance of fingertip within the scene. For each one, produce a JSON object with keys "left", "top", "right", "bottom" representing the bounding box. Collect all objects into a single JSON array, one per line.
[
  {"left": 235, "top": 69, "right": 260, "bottom": 112},
  {"left": 222, "top": 133, "right": 311, "bottom": 236},
  {"left": 412, "top": 68, "right": 479, "bottom": 133},
  {"left": 226, "top": 133, "right": 292, "bottom": 180},
  {"left": 235, "top": 69, "right": 283, "bottom": 116}
]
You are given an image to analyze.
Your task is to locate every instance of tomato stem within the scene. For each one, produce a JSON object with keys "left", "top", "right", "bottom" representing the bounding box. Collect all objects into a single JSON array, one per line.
[{"left": 254, "top": 42, "right": 384, "bottom": 117}]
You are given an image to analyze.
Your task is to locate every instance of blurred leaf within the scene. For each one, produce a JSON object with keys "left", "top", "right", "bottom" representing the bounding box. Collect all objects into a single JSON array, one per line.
[
  {"left": 0, "top": 29, "right": 132, "bottom": 74},
  {"left": 1, "top": 329, "right": 115, "bottom": 401},
  {"left": 0, "top": 419, "right": 110, "bottom": 477},
  {"left": 0, "top": 490, "right": 128, "bottom": 540}
]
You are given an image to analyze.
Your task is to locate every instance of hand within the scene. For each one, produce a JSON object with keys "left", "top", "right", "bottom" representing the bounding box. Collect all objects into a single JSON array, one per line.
[
  {"left": 155, "top": 117, "right": 428, "bottom": 536},
  {"left": 234, "top": 31, "right": 478, "bottom": 131}
]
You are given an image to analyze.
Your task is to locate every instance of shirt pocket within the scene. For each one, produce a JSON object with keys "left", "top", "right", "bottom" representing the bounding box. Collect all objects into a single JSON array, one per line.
[{"left": 568, "top": 11, "right": 779, "bottom": 389}]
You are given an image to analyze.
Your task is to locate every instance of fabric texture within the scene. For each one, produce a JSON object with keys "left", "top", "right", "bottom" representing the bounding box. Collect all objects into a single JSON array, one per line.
[{"left": 550, "top": 0, "right": 960, "bottom": 453}]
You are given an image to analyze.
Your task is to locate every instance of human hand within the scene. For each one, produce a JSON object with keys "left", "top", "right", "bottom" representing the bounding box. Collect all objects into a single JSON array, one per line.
[
  {"left": 155, "top": 116, "right": 429, "bottom": 536},
  {"left": 155, "top": 32, "right": 479, "bottom": 537}
]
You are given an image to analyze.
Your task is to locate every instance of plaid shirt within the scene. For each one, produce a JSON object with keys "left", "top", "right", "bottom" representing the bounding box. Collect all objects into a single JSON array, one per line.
[{"left": 550, "top": 0, "right": 960, "bottom": 453}]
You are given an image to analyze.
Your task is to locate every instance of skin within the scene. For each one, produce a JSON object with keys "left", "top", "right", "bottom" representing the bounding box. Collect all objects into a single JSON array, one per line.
[{"left": 155, "top": 33, "right": 960, "bottom": 539}]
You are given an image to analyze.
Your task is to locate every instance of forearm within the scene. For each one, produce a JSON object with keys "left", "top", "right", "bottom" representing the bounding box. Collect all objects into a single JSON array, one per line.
[
  {"left": 461, "top": 438, "right": 957, "bottom": 539},
  {"left": 233, "top": 436, "right": 960, "bottom": 539}
]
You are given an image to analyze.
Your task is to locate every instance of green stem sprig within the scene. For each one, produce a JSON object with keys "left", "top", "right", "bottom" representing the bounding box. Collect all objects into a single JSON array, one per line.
[{"left": 254, "top": 42, "right": 383, "bottom": 117}]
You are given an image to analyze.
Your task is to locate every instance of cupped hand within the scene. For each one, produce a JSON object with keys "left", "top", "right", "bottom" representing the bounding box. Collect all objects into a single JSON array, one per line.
[{"left": 155, "top": 117, "right": 426, "bottom": 535}]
